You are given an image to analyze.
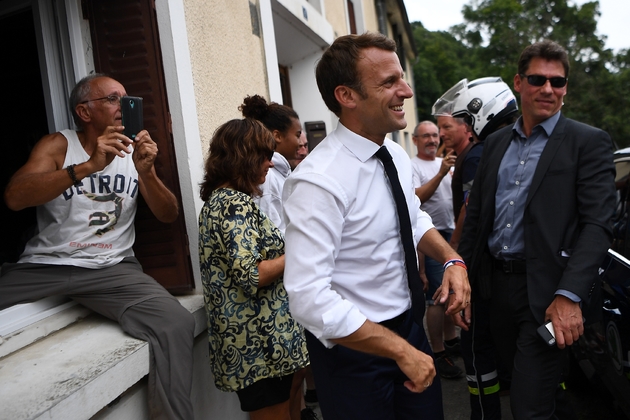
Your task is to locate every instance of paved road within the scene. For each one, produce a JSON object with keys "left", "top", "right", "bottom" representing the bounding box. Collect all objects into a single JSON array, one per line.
[{"left": 441, "top": 354, "right": 627, "bottom": 420}]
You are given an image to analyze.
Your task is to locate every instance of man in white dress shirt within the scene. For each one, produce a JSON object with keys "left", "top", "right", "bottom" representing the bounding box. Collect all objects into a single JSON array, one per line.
[{"left": 282, "top": 32, "right": 470, "bottom": 420}]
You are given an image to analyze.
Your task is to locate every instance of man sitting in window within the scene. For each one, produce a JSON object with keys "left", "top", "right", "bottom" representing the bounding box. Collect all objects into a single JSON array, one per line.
[{"left": 0, "top": 74, "right": 195, "bottom": 420}]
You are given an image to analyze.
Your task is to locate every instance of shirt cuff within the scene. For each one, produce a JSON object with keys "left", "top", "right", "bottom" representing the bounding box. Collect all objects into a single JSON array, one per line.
[
  {"left": 316, "top": 304, "right": 367, "bottom": 349},
  {"left": 555, "top": 289, "right": 581, "bottom": 303}
]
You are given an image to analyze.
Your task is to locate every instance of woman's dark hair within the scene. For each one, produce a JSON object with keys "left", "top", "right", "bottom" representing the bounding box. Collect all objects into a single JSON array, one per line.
[
  {"left": 239, "top": 94, "right": 299, "bottom": 134},
  {"left": 199, "top": 118, "right": 275, "bottom": 201}
]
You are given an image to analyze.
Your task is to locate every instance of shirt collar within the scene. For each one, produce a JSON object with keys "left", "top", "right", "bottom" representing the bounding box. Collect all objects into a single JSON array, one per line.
[
  {"left": 271, "top": 152, "right": 291, "bottom": 177},
  {"left": 337, "top": 122, "right": 383, "bottom": 163},
  {"left": 513, "top": 111, "right": 561, "bottom": 139}
]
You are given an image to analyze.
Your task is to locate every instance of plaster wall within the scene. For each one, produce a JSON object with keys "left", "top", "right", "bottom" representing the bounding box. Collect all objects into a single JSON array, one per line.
[
  {"left": 183, "top": 0, "right": 269, "bottom": 156},
  {"left": 324, "top": 0, "right": 349, "bottom": 37},
  {"left": 289, "top": 52, "right": 338, "bottom": 136},
  {"left": 361, "top": 0, "right": 379, "bottom": 32}
]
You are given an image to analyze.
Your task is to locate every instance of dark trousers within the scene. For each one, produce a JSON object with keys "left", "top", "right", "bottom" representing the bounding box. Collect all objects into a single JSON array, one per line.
[
  {"left": 305, "top": 310, "right": 444, "bottom": 420},
  {"left": 461, "top": 296, "right": 502, "bottom": 420},
  {"left": 489, "top": 269, "right": 576, "bottom": 420},
  {"left": 0, "top": 258, "right": 195, "bottom": 420}
]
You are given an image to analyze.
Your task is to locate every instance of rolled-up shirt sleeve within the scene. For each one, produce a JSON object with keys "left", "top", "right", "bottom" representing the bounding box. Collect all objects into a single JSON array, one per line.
[
  {"left": 413, "top": 194, "right": 434, "bottom": 246},
  {"left": 283, "top": 174, "right": 367, "bottom": 348}
]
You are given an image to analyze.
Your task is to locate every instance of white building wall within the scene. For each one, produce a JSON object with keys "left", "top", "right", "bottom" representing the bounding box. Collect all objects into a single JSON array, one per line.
[{"left": 289, "top": 52, "right": 338, "bottom": 137}]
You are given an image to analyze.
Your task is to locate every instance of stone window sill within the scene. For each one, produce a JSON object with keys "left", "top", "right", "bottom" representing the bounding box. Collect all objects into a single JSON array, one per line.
[{"left": 0, "top": 294, "right": 205, "bottom": 420}]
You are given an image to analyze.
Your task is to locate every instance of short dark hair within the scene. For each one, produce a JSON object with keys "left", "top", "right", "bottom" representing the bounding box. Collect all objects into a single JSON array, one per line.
[
  {"left": 316, "top": 32, "right": 397, "bottom": 116},
  {"left": 199, "top": 118, "right": 275, "bottom": 201},
  {"left": 69, "top": 73, "right": 109, "bottom": 129},
  {"left": 518, "top": 40, "right": 570, "bottom": 78},
  {"left": 239, "top": 94, "right": 299, "bottom": 134}
]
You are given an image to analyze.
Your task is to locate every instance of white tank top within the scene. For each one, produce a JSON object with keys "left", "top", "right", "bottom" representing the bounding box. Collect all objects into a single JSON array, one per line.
[{"left": 20, "top": 130, "right": 139, "bottom": 268}]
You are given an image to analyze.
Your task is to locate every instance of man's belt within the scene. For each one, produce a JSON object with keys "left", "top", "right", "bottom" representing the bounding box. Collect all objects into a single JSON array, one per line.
[{"left": 493, "top": 258, "right": 527, "bottom": 274}]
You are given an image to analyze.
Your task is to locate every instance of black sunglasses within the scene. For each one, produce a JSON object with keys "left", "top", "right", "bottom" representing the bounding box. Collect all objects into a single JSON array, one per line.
[
  {"left": 520, "top": 74, "right": 567, "bottom": 88},
  {"left": 267, "top": 150, "right": 275, "bottom": 161}
]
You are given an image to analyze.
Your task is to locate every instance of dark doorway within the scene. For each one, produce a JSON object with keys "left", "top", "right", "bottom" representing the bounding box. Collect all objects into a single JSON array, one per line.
[{"left": 0, "top": 7, "right": 48, "bottom": 263}]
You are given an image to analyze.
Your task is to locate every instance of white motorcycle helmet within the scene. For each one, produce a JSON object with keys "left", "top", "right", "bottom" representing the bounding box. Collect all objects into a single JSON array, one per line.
[{"left": 432, "top": 77, "right": 518, "bottom": 141}]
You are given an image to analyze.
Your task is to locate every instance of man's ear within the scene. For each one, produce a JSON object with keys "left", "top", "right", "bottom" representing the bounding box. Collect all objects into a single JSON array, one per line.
[
  {"left": 513, "top": 73, "right": 522, "bottom": 94},
  {"left": 75, "top": 104, "right": 92, "bottom": 125},
  {"left": 334, "top": 85, "right": 358, "bottom": 111}
]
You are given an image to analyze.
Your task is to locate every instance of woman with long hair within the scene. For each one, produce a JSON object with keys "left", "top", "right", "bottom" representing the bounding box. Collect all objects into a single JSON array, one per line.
[{"left": 198, "top": 118, "right": 308, "bottom": 420}]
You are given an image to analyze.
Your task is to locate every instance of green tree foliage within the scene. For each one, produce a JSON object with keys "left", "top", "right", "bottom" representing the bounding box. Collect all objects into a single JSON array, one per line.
[
  {"left": 411, "top": 0, "right": 630, "bottom": 147},
  {"left": 411, "top": 22, "right": 478, "bottom": 120}
]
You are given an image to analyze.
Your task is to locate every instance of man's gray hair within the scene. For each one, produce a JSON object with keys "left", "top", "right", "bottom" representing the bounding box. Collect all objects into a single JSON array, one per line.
[{"left": 69, "top": 73, "right": 109, "bottom": 129}]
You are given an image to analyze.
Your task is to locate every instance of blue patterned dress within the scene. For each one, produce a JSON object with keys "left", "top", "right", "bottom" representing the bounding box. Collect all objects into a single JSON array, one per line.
[{"left": 198, "top": 187, "right": 308, "bottom": 392}]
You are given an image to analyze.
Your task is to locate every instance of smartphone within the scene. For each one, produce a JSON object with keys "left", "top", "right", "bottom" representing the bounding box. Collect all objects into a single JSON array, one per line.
[
  {"left": 121, "top": 96, "right": 143, "bottom": 140},
  {"left": 537, "top": 321, "right": 556, "bottom": 346}
]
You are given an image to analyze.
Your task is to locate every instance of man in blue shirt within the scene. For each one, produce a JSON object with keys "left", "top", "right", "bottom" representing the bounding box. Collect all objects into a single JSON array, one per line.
[{"left": 456, "top": 40, "right": 615, "bottom": 419}]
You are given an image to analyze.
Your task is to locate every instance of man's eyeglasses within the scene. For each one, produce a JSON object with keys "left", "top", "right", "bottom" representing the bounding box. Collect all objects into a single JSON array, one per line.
[
  {"left": 80, "top": 95, "right": 121, "bottom": 105},
  {"left": 520, "top": 74, "right": 567, "bottom": 88},
  {"left": 418, "top": 133, "right": 439, "bottom": 139}
]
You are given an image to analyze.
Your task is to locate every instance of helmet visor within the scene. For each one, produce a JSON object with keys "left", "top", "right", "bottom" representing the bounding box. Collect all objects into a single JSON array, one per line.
[{"left": 432, "top": 79, "right": 468, "bottom": 116}]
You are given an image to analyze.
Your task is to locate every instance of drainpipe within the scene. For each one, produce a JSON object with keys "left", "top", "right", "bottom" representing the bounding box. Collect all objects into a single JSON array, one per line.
[{"left": 375, "top": 0, "right": 388, "bottom": 36}]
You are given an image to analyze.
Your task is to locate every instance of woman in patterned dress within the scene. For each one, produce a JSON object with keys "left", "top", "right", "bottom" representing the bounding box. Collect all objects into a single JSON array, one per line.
[{"left": 198, "top": 118, "right": 309, "bottom": 420}]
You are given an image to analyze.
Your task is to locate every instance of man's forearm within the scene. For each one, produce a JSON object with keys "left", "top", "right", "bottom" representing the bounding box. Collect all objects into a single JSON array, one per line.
[
  {"left": 332, "top": 320, "right": 408, "bottom": 359},
  {"left": 5, "top": 169, "right": 79, "bottom": 211},
  {"left": 415, "top": 173, "right": 445, "bottom": 203},
  {"left": 418, "top": 228, "right": 461, "bottom": 263},
  {"left": 332, "top": 320, "right": 436, "bottom": 393}
]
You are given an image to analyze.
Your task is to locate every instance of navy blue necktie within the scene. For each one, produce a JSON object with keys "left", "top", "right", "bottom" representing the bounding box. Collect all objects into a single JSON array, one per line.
[{"left": 375, "top": 146, "right": 426, "bottom": 324}]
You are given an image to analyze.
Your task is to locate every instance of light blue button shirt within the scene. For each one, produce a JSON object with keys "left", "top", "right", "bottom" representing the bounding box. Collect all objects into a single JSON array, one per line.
[{"left": 487, "top": 112, "right": 580, "bottom": 303}]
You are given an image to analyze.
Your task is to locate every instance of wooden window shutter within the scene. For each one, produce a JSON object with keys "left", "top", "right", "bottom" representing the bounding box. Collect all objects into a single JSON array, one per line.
[{"left": 85, "top": 0, "right": 194, "bottom": 293}]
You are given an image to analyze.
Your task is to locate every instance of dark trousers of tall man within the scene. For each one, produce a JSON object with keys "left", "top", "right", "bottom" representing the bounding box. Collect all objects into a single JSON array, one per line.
[
  {"left": 489, "top": 268, "right": 576, "bottom": 420},
  {"left": 305, "top": 310, "right": 444, "bottom": 420}
]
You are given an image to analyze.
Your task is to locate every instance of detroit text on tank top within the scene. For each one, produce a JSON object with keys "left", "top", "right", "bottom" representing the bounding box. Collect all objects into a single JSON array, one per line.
[{"left": 19, "top": 129, "right": 139, "bottom": 268}]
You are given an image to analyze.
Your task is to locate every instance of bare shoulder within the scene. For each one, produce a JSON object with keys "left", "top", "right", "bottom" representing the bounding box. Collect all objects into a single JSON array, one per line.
[{"left": 19, "top": 132, "right": 69, "bottom": 173}]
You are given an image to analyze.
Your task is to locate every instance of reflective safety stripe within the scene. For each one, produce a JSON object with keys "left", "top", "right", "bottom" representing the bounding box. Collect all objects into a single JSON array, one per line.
[
  {"left": 481, "top": 371, "right": 499, "bottom": 382},
  {"left": 466, "top": 370, "right": 498, "bottom": 383},
  {"left": 468, "top": 383, "right": 501, "bottom": 396},
  {"left": 559, "top": 382, "right": 566, "bottom": 390}
]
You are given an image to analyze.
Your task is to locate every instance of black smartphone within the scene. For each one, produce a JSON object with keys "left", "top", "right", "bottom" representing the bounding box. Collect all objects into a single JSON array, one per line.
[
  {"left": 537, "top": 321, "right": 556, "bottom": 346},
  {"left": 121, "top": 96, "right": 143, "bottom": 140}
]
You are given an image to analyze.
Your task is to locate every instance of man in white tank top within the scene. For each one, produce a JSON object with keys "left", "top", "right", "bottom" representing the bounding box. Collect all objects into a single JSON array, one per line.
[{"left": 0, "top": 75, "right": 195, "bottom": 420}]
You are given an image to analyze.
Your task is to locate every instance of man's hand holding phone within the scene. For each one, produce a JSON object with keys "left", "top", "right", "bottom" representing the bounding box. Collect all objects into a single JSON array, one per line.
[
  {"left": 543, "top": 295, "right": 584, "bottom": 349},
  {"left": 132, "top": 130, "right": 158, "bottom": 175}
]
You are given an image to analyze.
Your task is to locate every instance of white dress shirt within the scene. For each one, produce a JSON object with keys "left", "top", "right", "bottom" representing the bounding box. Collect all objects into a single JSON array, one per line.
[
  {"left": 410, "top": 156, "right": 455, "bottom": 232},
  {"left": 255, "top": 152, "right": 291, "bottom": 234},
  {"left": 283, "top": 123, "right": 434, "bottom": 348}
]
